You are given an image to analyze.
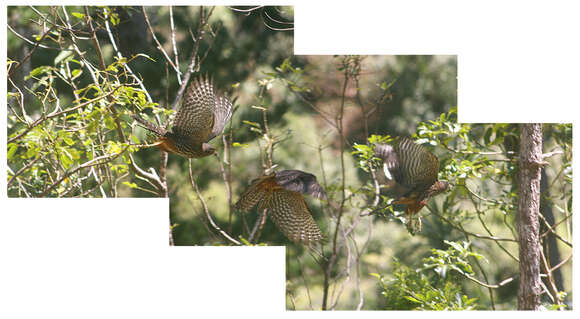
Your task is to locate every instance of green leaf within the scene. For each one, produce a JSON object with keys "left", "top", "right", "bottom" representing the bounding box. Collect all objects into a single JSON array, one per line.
[
  {"left": 483, "top": 127, "right": 492, "bottom": 145},
  {"left": 123, "top": 181, "right": 138, "bottom": 188},
  {"left": 60, "top": 148, "right": 74, "bottom": 169},
  {"left": 71, "top": 12, "right": 85, "bottom": 19},
  {"left": 71, "top": 69, "right": 82, "bottom": 78},
  {"left": 7, "top": 143, "right": 18, "bottom": 160},
  {"left": 404, "top": 296, "right": 421, "bottom": 304},
  {"left": 445, "top": 240, "right": 465, "bottom": 252},
  {"left": 242, "top": 120, "right": 261, "bottom": 128},
  {"left": 133, "top": 53, "right": 156, "bottom": 62},
  {"left": 27, "top": 66, "right": 51, "bottom": 79},
  {"left": 62, "top": 136, "right": 75, "bottom": 146},
  {"left": 54, "top": 48, "right": 74, "bottom": 65},
  {"left": 109, "top": 13, "right": 120, "bottom": 26},
  {"left": 232, "top": 142, "right": 249, "bottom": 148}
]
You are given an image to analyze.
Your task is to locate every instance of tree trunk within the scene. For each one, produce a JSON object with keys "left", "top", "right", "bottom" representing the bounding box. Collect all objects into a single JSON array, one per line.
[
  {"left": 517, "top": 124, "right": 543, "bottom": 310},
  {"left": 540, "top": 168, "right": 563, "bottom": 292}
]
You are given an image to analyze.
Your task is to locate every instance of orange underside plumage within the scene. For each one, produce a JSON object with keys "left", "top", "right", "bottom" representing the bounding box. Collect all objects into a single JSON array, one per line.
[
  {"left": 156, "top": 137, "right": 179, "bottom": 154},
  {"left": 392, "top": 197, "right": 427, "bottom": 215}
]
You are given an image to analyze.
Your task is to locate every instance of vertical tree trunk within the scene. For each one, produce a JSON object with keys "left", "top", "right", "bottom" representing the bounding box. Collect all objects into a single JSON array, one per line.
[
  {"left": 540, "top": 168, "right": 563, "bottom": 292},
  {"left": 517, "top": 124, "right": 543, "bottom": 310}
]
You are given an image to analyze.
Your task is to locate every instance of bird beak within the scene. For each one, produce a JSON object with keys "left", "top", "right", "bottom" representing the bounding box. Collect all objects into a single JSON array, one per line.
[
  {"left": 202, "top": 143, "right": 216, "bottom": 154},
  {"left": 264, "top": 164, "right": 279, "bottom": 175}
]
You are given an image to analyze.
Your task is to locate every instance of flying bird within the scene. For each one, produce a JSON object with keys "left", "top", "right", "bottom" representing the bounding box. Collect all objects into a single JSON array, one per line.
[
  {"left": 375, "top": 137, "right": 448, "bottom": 218},
  {"left": 133, "top": 75, "right": 233, "bottom": 158},
  {"left": 235, "top": 170, "right": 327, "bottom": 244}
]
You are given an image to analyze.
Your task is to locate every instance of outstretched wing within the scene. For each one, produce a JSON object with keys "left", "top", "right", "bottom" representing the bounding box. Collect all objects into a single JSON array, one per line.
[
  {"left": 172, "top": 75, "right": 215, "bottom": 144},
  {"left": 205, "top": 94, "right": 233, "bottom": 142},
  {"left": 267, "top": 190, "right": 323, "bottom": 244},
  {"left": 393, "top": 137, "right": 440, "bottom": 190},
  {"left": 234, "top": 174, "right": 276, "bottom": 212},
  {"left": 274, "top": 170, "right": 327, "bottom": 200}
]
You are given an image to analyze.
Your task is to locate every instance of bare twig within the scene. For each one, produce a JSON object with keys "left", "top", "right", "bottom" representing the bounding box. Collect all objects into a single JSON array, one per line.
[
  {"left": 168, "top": 6, "right": 182, "bottom": 84},
  {"left": 6, "top": 24, "right": 64, "bottom": 51},
  {"left": 8, "top": 88, "right": 119, "bottom": 144},
  {"left": 169, "top": 6, "right": 216, "bottom": 111},
  {"left": 539, "top": 214, "right": 572, "bottom": 247},
  {"left": 7, "top": 25, "right": 56, "bottom": 77},
  {"left": 7, "top": 154, "right": 44, "bottom": 186},
  {"left": 141, "top": 6, "right": 181, "bottom": 76},
  {"left": 40, "top": 145, "right": 131, "bottom": 197},
  {"left": 188, "top": 159, "right": 240, "bottom": 245},
  {"left": 540, "top": 247, "right": 563, "bottom": 307},
  {"left": 426, "top": 206, "right": 519, "bottom": 244},
  {"left": 248, "top": 209, "right": 268, "bottom": 244},
  {"left": 322, "top": 58, "right": 351, "bottom": 310}
]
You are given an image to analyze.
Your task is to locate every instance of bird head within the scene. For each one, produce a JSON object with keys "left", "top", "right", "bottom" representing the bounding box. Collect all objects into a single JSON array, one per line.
[
  {"left": 426, "top": 180, "right": 449, "bottom": 198},
  {"left": 201, "top": 143, "right": 216, "bottom": 156}
]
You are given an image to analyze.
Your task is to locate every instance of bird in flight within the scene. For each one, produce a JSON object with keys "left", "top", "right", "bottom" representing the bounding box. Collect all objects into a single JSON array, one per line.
[
  {"left": 235, "top": 169, "right": 327, "bottom": 245},
  {"left": 133, "top": 75, "right": 233, "bottom": 158},
  {"left": 374, "top": 137, "right": 448, "bottom": 231}
]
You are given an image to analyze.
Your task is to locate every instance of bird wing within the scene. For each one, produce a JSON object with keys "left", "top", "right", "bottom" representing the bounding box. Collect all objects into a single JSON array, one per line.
[
  {"left": 234, "top": 174, "right": 276, "bottom": 211},
  {"left": 267, "top": 190, "right": 323, "bottom": 244},
  {"left": 205, "top": 94, "right": 233, "bottom": 142},
  {"left": 274, "top": 170, "right": 327, "bottom": 200},
  {"left": 375, "top": 143, "right": 401, "bottom": 182},
  {"left": 395, "top": 137, "right": 439, "bottom": 190},
  {"left": 172, "top": 75, "right": 215, "bottom": 144}
]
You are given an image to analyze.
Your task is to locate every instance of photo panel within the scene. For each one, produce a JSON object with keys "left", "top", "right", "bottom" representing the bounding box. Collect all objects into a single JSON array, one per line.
[{"left": 5, "top": 4, "right": 573, "bottom": 313}]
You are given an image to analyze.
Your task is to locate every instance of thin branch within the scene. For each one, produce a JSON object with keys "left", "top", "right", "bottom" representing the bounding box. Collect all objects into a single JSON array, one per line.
[
  {"left": 8, "top": 88, "right": 119, "bottom": 144},
  {"left": 141, "top": 6, "right": 181, "bottom": 76},
  {"left": 188, "top": 159, "right": 241, "bottom": 245},
  {"left": 463, "top": 273, "right": 514, "bottom": 289},
  {"left": 7, "top": 155, "right": 44, "bottom": 186},
  {"left": 40, "top": 145, "right": 131, "bottom": 197},
  {"left": 322, "top": 59, "right": 350, "bottom": 310},
  {"left": 538, "top": 214, "right": 572, "bottom": 247},
  {"left": 426, "top": 206, "right": 519, "bottom": 244},
  {"left": 294, "top": 254, "right": 314, "bottom": 310},
  {"left": 169, "top": 6, "right": 216, "bottom": 111},
  {"left": 550, "top": 252, "right": 572, "bottom": 273},
  {"left": 7, "top": 25, "right": 56, "bottom": 77},
  {"left": 540, "top": 247, "right": 563, "bottom": 307},
  {"left": 168, "top": 6, "right": 182, "bottom": 84},
  {"left": 248, "top": 209, "right": 268, "bottom": 244},
  {"left": 103, "top": 9, "right": 153, "bottom": 103},
  {"left": 6, "top": 23, "right": 65, "bottom": 51}
]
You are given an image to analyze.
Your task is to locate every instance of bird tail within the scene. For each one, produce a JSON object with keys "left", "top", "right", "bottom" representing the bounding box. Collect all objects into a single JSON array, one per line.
[{"left": 132, "top": 114, "right": 166, "bottom": 137}]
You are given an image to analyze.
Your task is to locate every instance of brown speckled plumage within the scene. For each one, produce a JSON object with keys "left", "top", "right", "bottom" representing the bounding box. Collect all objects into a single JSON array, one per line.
[
  {"left": 375, "top": 137, "right": 448, "bottom": 216},
  {"left": 235, "top": 170, "right": 326, "bottom": 244},
  {"left": 133, "top": 75, "right": 233, "bottom": 158}
]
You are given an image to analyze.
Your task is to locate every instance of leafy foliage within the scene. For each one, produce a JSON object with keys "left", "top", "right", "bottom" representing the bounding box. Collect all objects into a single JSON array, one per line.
[{"left": 374, "top": 245, "right": 479, "bottom": 310}]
